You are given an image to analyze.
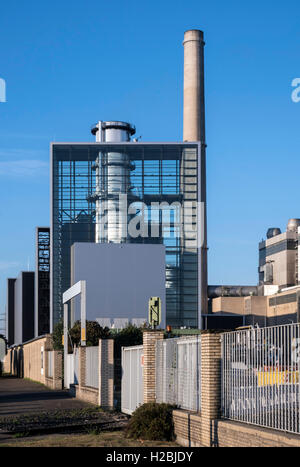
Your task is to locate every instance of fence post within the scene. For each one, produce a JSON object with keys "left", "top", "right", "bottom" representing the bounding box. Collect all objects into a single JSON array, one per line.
[
  {"left": 53, "top": 351, "right": 63, "bottom": 389},
  {"left": 143, "top": 330, "right": 164, "bottom": 403},
  {"left": 200, "top": 331, "right": 222, "bottom": 447},
  {"left": 79, "top": 346, "right": 86, "bottom": 388},
  {"left": 98, "top": 339, "right": 114, "bottom": 409}
]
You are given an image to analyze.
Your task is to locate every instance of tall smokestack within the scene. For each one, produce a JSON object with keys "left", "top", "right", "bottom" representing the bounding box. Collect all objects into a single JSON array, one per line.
[
  {"left": 183, "top": 29, "right": 208, "bottom": 327},
  {"left": 183, "top": 29, "right": 205, "bottom": 142}
]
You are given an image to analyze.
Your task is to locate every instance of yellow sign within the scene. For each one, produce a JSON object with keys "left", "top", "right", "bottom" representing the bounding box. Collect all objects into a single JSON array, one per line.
[
  {"left": 148, "top": 297, "right": 161, "bottom": 328},
  {"left": 62, "top": 335, "right": 64, "bottom": 346},
  {"left": 257, "top": 370, "right": 299, "bottom": 387},
  {"left": 81, "top": 328, "right": 86, "bottom": 342}
]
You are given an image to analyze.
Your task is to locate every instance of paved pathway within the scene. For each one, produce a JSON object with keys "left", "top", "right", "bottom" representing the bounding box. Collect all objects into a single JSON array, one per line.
[{"left": 0, "top": 376, "right": 91, "bottom": 418}]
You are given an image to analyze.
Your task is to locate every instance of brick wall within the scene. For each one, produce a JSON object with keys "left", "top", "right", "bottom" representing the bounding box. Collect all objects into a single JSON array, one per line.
[
  {"left": 173, "top": 410, "right": 202, "bottom": 447},
  {"left": 2, "top": 336, "right": 62, "bottom": 390},
  {"left": 73, "top": 340, "right": 114, "bottom": 408},
  {"left": 45, "top": 350, "right": 63, "bottom": 390},
  {"left": 200, "top": 331, "right": 222, "bottom": 447},
  {"left": 215, "top": 420, "right": 300, "bottom": 447},
  {"left": 143, "top": 330, "right": 164, "bottom": 403},
  {"left": 22, "top": 335, "right": 52, "bottom": 384},
  {"left": 172, "top": 331, "right": 300, "bottom": 448},
  {"left": 3, "top": 348, "right": 12, "bottom": 374},
  {"left": 99, "top": 339, "right": 114, "bottom": 408}
]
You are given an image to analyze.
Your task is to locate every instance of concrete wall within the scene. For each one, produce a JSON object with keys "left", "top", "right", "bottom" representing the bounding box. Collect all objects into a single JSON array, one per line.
[
  {"left": 211, "top": 290, "right": 299, "bottom": 327},
  {"left": 212, "top": 297, "right": 245, "bottom": 315},
  {"left": 3, "top": 335, "right": 62, "bottom": 389},
  {"left": 71, "top": 243, "right": 166, "bottom": 328}
]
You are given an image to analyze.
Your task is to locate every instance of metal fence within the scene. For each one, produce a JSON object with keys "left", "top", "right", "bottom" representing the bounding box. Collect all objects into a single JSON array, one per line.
[
  {"left": 66, "top": 353, "right": 74, "bottom": 388},
  {"left": 221, "top": 323, "right": 300, "bottom": 434},
  {"left": 47, "top": 351, "right": 53, "bottom": 378},
  {"left": 74, "top": 348, "right": 79, "bottom": 385},
  {"left": 85, "top": 346, "right": 99, "bottom": 389},
  {"left": 156, "top": 336, "right": 201, "bottom": 411},
  {"left": 121, "top": 345, "right": 144, "bottom": 415}
]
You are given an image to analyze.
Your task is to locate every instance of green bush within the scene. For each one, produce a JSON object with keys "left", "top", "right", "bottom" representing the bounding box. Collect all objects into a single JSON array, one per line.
[
  {"left": 52, "top": 320, "right": 111, "bottom": 350},
  {"left": 52, "top": 320, "right": 64, "bottom": 350},
  {"left": 125, "top": 403, "right": 176, "bottom": 441},
  {"left": 69, "top": 320, "right": 111, "bottom": 347},
  {"left": 113, "top": 324, "right": 143, "bottom": 358}
]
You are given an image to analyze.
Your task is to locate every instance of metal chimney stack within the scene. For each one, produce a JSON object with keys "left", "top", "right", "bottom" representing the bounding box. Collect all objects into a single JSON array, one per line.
[
  {"left": 90, "top": 121, "right": 136, "bottom": 243},
  {"left": 183, "top": 29, "right": 208, "bottom": 324}
]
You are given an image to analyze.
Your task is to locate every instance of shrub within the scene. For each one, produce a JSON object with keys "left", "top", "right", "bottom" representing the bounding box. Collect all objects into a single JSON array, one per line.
[
  {"left": 52, "top": 320, "right": 111, "bottom": 350},
  {"left": 125, "top": 403, "right": 176, "bottom": 441},
  {"left": 113, "top": 324, "right": 143, "bottom": 358},
  {"left": 52, "top": 320, "right": 64, "bottom": 350},
  {"left": 69, "top": 320, "right": 111, "bottom": 347}
]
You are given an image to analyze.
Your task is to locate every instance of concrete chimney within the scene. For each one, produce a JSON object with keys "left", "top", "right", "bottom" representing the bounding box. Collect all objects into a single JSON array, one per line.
[
  {"left": 183, "top": 29, "right": 208, "bottom": 326},
  {"left": 183, "top": 29, "right": 205, "bottom": 142}
]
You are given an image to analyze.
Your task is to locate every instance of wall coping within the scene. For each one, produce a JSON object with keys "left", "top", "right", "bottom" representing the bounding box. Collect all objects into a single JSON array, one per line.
[
  {"left": 173, "top": 409, "right": 201, "bottom": 421},
  {"left": 8, "top": 334, "right": 52, "bottom": 349}
]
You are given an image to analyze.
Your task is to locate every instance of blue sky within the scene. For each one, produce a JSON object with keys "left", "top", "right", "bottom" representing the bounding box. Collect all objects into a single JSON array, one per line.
[{"left": 0, "top": 0, "right": 299, "bottom": 332}]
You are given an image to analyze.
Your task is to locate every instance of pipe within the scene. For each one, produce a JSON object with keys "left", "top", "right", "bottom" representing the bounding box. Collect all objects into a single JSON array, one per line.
[
  {"left": 90, "top": 121, "right": 137, "bottom": 243},
  {"left": 208, "top": 285, "right": 259, "bottom": 299}
]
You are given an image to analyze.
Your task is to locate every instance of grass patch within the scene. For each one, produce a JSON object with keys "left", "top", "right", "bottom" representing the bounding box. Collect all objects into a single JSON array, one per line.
[
  {"left": 0, "top": 430, "right": 179, "bottom": 447},
  {"left": 12, "top": 432, "right": 30, "bottom": 439},
  {"left": 0, "top": 406, "right": 119, "bottom": 434}
]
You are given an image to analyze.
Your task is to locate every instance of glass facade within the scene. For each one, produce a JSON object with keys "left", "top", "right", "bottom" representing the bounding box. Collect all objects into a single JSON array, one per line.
[{"left": 51, "top": 143, "right": 200, "bottom": 329}]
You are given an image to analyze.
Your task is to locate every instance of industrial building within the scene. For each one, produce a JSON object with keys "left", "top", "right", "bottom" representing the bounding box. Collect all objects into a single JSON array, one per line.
[
  {"left": 5, "top": 226, "right": 51, "bottom": 345},
  {"left": 259, "top": 218, "right": 300, "bottom": 288},
  {"left": 50, "top": 29, "right": 208, "bottom": 331},
  {"left": 208, "top": 219, "right": 300, "bottom": 327},
  {"left": 35, "top": 227, "right": 50, "bottom": 337},
  {"left": 13, "top": 271, "right": 35, "bottom": 345},
  {"left": 6, "top": 29, "right": 300, "bottom": 341},
  {"left": 6, "top": 278, "right": 16, "bottom": 346}
]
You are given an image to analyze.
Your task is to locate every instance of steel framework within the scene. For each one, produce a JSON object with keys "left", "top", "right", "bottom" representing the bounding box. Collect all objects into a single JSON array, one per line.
[{"left": 51, "top": 143, "right": 202, "bottom": 330}]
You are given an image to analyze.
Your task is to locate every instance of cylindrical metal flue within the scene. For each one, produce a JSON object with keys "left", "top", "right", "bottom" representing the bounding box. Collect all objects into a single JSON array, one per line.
[
  {"left": 208, "top": 285, "right": 258, "bottom": 299},
  {"left": 266, "top": 227, "right": 281, "bottom": 239},
  {"left": 287, "top": 218, "right": 300, "bottom": 232},
  {"left": 90, "top": 121, "right": 136, "bottom": 243}
]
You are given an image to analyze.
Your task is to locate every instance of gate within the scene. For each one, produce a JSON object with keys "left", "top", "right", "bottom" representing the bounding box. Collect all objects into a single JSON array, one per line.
[
  {"left": 86, "top": 346, "right": 99, "bottom": 388},
  {"left": 121, "top": 345, "right": 144, "bottom": 415},
  {"left": 221, "top": 323, "right": 300, "bottom": 434},
  {"left": 65, "top": 348, "right": 79, "bottom": 388},
  {"left": 156, "top": 335, "right": 201, "bottom": 411}
]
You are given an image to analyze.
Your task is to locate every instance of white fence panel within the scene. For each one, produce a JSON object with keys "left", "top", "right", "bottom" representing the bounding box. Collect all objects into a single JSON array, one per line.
[
  {"left": 121, "top": 345, "right": 144, "bottom": 415},
  {"left": 221, "top": 323, "right": 300, "bottom": 434},
  {"left": 156, "top": 336, "right": 201, "bottom": 412},
  {"left": 66, "top": 353, "right": 74, "bottom": 389},
  {"left": 47, "top": 351, "right": 53, "bottom": 378},
  {"left": 86, "top": 346, "right": 99, "bottom": 388},
  {"left": 74, "top": 348, "right": 79, "bottom": 385}
]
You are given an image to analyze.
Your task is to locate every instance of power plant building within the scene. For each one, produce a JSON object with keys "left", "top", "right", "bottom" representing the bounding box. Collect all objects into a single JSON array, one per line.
[
  {"left": 50, "top": 29, "right": 208, "bottom": 332},
  {"left": 50, "top": 139, "right": 205, "bottom": 330},
  {"left": 259, "top": 219, "right": 300, "bottom": 288}
]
